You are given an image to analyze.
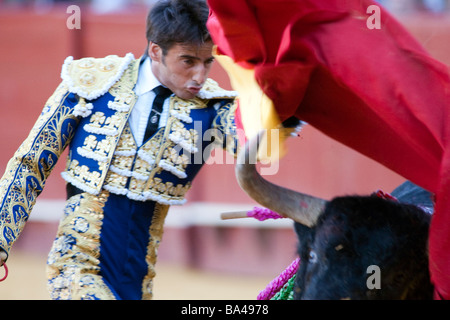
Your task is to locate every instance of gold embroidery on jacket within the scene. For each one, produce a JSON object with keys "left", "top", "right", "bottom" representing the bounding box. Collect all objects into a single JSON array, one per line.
[
  {"left": 101, "top": 94, "right": 204, "bottom": 204},
  {"left": 46, "top": 191, "right": 114, "bottom": 300},
  {"left": 62, "top": 60, "right": 139, "bottom": 195},
  {"left": 141, "top": 203, "right": 169, "bottom": 300},
  {"left": 0, "top": 83, "right": 78, "bottom": 254},
  {"left": 212, "top": 100, "right": 239, "bottom": 155},
  {"left": 102, "top": 119, "right": 193, "bottom": 204},
  {"left": 61, "top": 53, "right": 136, "bottom": 101}
]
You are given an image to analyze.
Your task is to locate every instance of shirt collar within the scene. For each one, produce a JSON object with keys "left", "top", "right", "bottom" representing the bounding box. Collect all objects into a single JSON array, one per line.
[{"left": 135, "top": 56, "right": 162, "bottom": 96}]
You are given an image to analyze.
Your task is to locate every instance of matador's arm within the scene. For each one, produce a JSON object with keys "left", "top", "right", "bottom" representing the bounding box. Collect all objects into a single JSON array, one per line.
[{"left": 0, "top": 83, "right": 79, "bottom": 261}]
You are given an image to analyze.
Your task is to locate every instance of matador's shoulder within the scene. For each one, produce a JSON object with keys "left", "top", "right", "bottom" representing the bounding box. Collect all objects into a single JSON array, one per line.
[
  {"left": 197, "top": 78, "right": 237, "bottom": 100},
  {"left": 60, "top": 53, "right": 136, "bottom": 100}
]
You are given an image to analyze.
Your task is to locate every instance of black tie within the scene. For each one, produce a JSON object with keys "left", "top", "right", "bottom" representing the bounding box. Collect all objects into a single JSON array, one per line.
[{"left": 144, "top": 85, "right": 172, "bottom": 142}]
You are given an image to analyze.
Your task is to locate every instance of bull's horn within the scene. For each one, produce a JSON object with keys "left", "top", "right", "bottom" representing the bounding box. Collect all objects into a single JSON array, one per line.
[{"left": 235, "top": 130, "right": 327, "bottom": 227}]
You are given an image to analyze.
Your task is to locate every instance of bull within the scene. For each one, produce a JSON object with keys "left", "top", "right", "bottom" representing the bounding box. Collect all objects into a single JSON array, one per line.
[{"left": 234, "top": 131, "right": 434, "bottom": 300}]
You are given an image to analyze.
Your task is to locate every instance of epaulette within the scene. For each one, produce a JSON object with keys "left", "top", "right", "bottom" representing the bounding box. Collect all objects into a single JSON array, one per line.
[
  {"left": 61, "top": 53, "right": 135, "bottom": 100},
  {"left": 197, "top": 78, "right": 237, "bottom": 100}
]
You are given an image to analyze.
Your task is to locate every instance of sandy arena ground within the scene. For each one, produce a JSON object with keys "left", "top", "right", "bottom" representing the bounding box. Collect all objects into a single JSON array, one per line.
[{"left": 0, "top": 251, "right": 274, "bottom": 300}]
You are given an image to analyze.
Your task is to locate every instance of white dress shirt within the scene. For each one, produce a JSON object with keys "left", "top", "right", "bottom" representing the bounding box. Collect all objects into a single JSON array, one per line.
[{"left": 129, "top": 57, "right": 172, "bottom": 146}]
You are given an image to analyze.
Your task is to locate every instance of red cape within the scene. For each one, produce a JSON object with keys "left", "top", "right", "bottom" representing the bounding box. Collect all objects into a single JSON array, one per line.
[{"left": 207, "top": 0, "right": 450, "bottom": 299}]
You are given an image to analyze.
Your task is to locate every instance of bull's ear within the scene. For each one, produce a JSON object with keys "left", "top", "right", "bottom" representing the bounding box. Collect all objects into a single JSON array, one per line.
[{"left": 293, "top": 221, "right": 313, "bottom": 247}]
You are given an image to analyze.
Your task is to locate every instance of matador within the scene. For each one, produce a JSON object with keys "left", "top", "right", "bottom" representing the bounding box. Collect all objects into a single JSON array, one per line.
[{"left": 0, "top": 0, "right": 238, "bottom": 299}]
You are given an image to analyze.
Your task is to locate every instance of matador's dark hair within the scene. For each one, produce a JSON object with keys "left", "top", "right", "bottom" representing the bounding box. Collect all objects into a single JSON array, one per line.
[{"left": 145, "top": 0, "right": 211, "bottom": 55}]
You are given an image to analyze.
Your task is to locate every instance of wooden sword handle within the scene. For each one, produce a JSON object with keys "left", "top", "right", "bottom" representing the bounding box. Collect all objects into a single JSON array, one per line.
[{"left": 220, "top": 211, "right": 250, "bottom": 220}]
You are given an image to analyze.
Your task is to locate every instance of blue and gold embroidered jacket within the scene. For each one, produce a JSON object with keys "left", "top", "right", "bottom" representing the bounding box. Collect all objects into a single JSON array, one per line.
[{"left": 0, "top": 53, "right": 238, "bottom": 256}]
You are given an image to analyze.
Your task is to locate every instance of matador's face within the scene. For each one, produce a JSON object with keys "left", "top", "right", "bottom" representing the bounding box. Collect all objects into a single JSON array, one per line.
[{"left": 148, "top": 41, "right": 215, "bottom": 100}]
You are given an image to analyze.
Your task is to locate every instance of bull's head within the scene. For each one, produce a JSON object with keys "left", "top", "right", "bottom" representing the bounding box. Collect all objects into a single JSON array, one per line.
[{"left": 235, "top": 131, "right": 433, "bottom": 300}]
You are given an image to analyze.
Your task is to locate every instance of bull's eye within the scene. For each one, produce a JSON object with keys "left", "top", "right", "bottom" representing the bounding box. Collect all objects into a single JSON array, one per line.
[{"left": 308, "top": 250, "right": 318, "bottom": 263}]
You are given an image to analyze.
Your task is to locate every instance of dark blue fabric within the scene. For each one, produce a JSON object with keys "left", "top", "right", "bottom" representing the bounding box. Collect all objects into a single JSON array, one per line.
[
  {"left": 69, "top": 92, "right": 118, "bottom": 173},
  {"left": 98, "top": 193, "right": 157, "bottom": 300}
]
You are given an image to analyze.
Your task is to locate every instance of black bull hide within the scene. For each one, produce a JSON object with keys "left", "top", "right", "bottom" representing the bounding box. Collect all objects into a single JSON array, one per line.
[{"left": 293, "top": 181, "right": 434, "bottom": 300}]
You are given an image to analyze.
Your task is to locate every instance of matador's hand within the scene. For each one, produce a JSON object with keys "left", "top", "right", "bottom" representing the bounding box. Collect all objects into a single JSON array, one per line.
[
  {"left": 0, "top": 250, "right": 6, "bottom": 266},
  {"left": 0, "top": 250, "right": 8, "bottom": 282}
]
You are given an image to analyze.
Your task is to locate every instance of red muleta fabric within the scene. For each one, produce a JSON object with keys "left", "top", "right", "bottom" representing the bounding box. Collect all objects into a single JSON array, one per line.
[{"left": 207, "top": 0, "right": 450, "bottom": 299}]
